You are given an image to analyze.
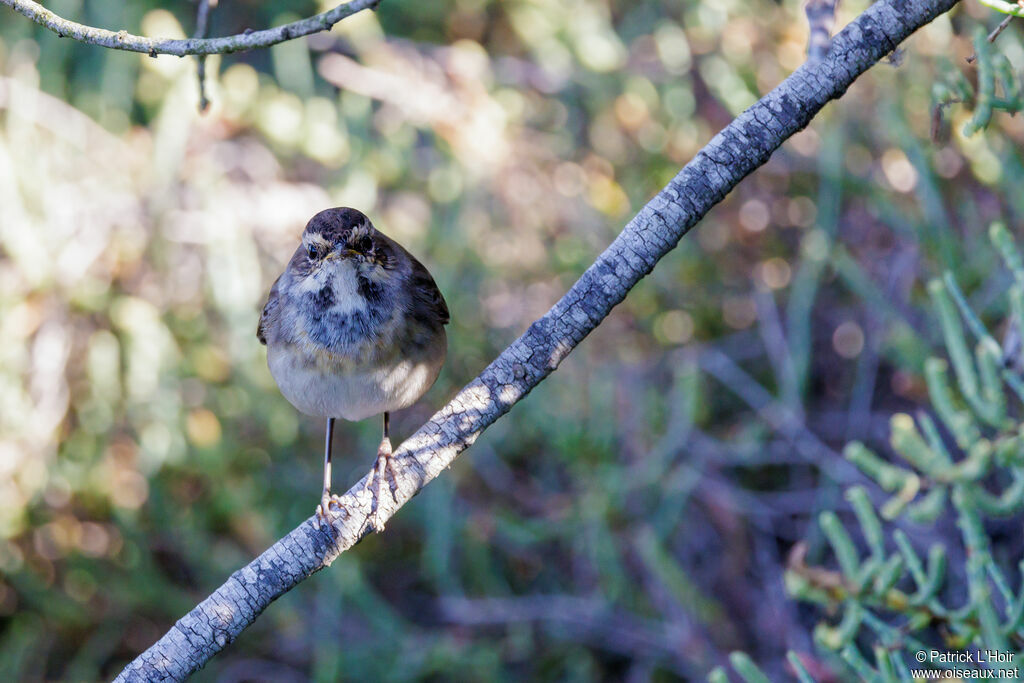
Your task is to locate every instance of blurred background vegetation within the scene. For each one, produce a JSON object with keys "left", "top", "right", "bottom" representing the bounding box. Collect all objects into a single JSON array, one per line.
[{"left": 1, "top": 0, "right": 1023, "bottom": 679}]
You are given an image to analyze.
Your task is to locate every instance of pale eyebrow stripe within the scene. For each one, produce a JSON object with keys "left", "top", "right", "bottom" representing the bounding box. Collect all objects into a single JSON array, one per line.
[{"left": 305, "top": 234, "right": 332, "bottom": 247}]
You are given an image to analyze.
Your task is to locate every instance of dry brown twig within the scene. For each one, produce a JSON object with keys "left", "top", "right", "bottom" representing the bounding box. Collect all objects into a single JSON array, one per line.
[
  {"left": 1, "top": 0, "right": 379, "bottom": 109},
  {"left": 193, "top": 0, "right": 214, "bottom": 111},
  {"left": 0, "top": 0, "right": 378, "bottom": 56}
]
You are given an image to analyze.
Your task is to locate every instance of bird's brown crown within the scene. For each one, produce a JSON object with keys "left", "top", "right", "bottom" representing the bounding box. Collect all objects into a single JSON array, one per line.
[{"left": 304, "top": 207, "right": 371, "bottom": 245}]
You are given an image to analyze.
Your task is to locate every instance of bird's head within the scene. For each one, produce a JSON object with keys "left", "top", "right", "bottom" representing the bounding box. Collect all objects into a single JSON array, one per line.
[{"left": 297, "top": 207, "right": 398, "bottom": 278}]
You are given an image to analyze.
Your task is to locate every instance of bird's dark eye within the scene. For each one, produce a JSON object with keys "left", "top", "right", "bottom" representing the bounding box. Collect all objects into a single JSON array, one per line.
[
  {"left": 356, "top": 235, "right": 373, "bottom": 253},
  {"left": 306, "top": 243, "right": 320, "bottom": 260}
]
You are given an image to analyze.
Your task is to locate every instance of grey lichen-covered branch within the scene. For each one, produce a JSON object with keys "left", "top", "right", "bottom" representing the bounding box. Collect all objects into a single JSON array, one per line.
[
  {"left": 116, "top": 0, "right": 961, "bottom": 679},
  {"left": 0, "top": 0, "right": 378, "bottom": 56}
]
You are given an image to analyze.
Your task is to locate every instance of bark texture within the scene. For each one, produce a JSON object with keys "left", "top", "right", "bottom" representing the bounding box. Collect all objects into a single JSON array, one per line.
[{"left": 117, "top": 0, "right": 961, "bottom": 679}]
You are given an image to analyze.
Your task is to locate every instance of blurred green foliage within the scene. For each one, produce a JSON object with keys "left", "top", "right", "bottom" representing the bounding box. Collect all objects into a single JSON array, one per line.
[
  {"left": 2, "top": 0, "right": 1024, "bottom": 679},
  {"left": 714, "top": 224, "right": 1024, "bottom": 680}
]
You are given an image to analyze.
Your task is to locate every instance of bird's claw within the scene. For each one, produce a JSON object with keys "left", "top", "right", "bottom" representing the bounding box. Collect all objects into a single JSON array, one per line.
[
  {"left": 315, "top": 490, "right": 343, "bottom": 530},
  {"left": 365, "top": 439, "right": 399, "bottom": 532}
]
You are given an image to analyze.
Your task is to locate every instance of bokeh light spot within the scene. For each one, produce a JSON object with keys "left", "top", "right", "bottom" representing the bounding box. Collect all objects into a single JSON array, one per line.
[
  {"left": 654, "top": 310, "right": 695, "bottom": 345},
  {"left": 833, "top": 321, "right": 865, "bottom": 359},
  {"left": 723, "top": 296, "right": 757, "bottom": 329},
  {"left": 186, "top": 409, "right": 223, "bottom": 448}
]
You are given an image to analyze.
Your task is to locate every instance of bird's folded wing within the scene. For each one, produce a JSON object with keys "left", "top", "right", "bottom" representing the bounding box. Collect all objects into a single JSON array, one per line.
[
  {"left": 409, "top": 255, "right": 450, "bottom": 327},
  {"left": 257, "top": 275, "right": 283, "bottom": 345}
]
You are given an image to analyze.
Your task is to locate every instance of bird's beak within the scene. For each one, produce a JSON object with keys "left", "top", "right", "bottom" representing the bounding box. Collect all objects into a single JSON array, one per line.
[{"left": 326, "top": 249, "right": 359, "bottom": 261}]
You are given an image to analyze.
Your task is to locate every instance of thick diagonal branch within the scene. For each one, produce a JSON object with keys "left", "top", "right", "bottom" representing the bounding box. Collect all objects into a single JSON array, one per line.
[
  {"left": 0, "top": 0, "right": 377, "bottom": 56},
  {"left": 116, "top": 0, "right": 961, "bottom": 679}
]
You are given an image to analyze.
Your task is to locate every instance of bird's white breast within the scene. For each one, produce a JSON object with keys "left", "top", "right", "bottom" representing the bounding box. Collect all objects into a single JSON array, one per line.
[
  {"left": 266, "top": 329, "right": 446, "bottom": 421},
  {"left": 264, "top": 251, "right": 447, "bottom": 422}
]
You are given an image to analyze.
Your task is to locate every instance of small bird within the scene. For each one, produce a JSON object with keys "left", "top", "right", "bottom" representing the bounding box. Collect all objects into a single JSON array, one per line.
[{"left": 257, "top": 207, "right": 449, "bottom": 527}]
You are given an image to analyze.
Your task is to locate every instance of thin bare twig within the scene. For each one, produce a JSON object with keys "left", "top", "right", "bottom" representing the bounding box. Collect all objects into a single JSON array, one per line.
[
  {"left": 966, "top": 12, "right": 1015, "bottom": 64},
  {"left": 988, "top": 14, "right": 1015, "bottom": 43},
  {"left": 193, "top": 0, "right": 214, "bottom": 111},
  {"left": 0, "top": 0, "right": 378, "bottom": 57}
]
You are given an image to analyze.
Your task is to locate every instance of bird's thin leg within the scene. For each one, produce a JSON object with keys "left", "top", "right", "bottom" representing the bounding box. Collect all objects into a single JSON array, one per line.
[
  {"left": 376, "top": 412, "right": 396, "bottom": 493},
  {"left": 316, "top": 417, "right": 336, "bottom": 523},
  {"left": 324, "top": 417, "right": 336, "bottom": 496},
  {"left": 367, "top": 412, "right": 399, "bottom": 531}
]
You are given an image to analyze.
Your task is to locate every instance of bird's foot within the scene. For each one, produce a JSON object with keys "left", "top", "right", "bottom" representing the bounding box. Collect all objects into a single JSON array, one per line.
[
  {"left": 365, "top": 438, "right": 399, "bottom": 532},
  {"left": 315, "top": 489, "right": 343, "bottom": 530}
]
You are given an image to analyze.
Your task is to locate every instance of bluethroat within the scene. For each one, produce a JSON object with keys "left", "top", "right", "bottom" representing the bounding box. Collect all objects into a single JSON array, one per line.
[{"left": 257, "top": 207, "right": 449, "bottom": 526}]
